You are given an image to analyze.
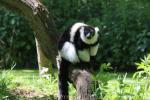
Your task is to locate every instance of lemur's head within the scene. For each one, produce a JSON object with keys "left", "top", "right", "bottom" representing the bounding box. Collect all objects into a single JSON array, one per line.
[
  {"left": 80, "top": 26, "right": 99, "bottom": 39},
  {"left": 70, "top": 22, "right": 99, "bottom": 44},
  {"left": 79, "top": 24, "right": 99, "bottom": 44}
]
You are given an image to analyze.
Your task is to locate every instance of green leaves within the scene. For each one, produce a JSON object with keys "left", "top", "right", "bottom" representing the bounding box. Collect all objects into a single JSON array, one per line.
[
  {"left": 1, "top": 0, "right": 150, "bottom": 69},
  {"left": 136, "top": 54, "right": 150, "bottom": 72},
  {"left": 0, "top": 8, "right": 36, "bottom": 68},
  {"left": 134, "top": 54, "right": 150, "bottom": 78},
  {"left": 99, "top": 0, "right": 150, "bottom": 70}
]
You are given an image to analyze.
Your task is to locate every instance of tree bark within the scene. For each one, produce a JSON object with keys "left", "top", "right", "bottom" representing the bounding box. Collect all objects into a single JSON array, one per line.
[
  {"left": 35, "top": 37, "right": 51, "bottom": 78},
  {"left": 71, "top": 69, "right": 95, "bottom": 100},
  {"left": 0, "top": 0, "right": 96, "bottom": 99}
]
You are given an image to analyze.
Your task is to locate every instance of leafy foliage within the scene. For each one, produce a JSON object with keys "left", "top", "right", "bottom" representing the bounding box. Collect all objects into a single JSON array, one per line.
[
  {"left": 93, "top": 72, "right": 150, "bottom": 100},
  {"left": 91, "top": 55, "right": 150, "bottom": 100},
  {"left": 134, "top": 54, "right": 150, "bottom": 79},
  {"left": 47, "top": 0, "right": 150, "bottom": 70},
  {"left": 99, "top": 0, "right": 150, "bottom": 70},
  {"left": 0, "top": 8, "right": 36, "bottom": 68},
  {"left": 1, "top": 0, "right": 150, "bottom": 69},
  {"left": 0, "top": 70, "right": 15, "bottom": 99},
  {"left": 135, "top": 54, "right": 150, "bottom": 73}
]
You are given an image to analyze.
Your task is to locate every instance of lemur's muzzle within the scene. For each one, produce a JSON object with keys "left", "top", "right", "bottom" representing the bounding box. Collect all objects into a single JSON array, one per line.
[{"left": 87, "top": 32, "right": 95, "bottom": 39}]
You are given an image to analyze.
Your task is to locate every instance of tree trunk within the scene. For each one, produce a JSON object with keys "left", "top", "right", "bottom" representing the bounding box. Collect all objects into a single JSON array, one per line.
[
  {"left": 35, "top": 37, "right": 51, "bottom": 78},
  {"left": 0, "top": 0, "right": 96, "bottom": 99}
]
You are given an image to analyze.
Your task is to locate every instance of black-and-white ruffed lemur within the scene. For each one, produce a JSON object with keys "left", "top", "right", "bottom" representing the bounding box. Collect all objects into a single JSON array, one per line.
[{"left": 57, "top": 22, "right": 99, "bottom": 100}]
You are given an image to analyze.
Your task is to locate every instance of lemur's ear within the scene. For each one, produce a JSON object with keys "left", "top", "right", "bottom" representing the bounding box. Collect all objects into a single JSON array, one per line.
[{"left": 95, "top": 27, "right": 99, "bottom": 32}]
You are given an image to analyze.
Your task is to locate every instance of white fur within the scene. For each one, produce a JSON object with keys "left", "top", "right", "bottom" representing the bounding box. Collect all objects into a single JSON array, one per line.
[
  {"left": 58, "top": 42, "right": 79, "bottom": 63},
  {"left": 70, "top": 22, "right": 87, "bottom": 42},
  {"left": 90, "top": 44, "right": 99, "bottom": 56},
  {"left": 78, "top": 49, "right": 90, "bottom": 62},
  {"left": 80, "top": 27, "right": 99, "bottom": 44},
  {"left": 56, "top": 54, "right": 62, "bottom": 69},
  {"left": 95, "top": 27, "right": 99, "bottom": 32}
]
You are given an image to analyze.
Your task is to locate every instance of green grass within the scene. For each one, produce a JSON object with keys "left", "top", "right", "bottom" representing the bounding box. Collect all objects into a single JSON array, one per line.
[
  {"left": 0, "top": 69, "right": 150, "bottom": 100},
  {"left": 0, "top": 70, "right": 77, "bottom": 100},
  {"left": 0, "top": 69, "right": 132, "bottom": 100},
  {"left": 93, "top": 71, "right": 150, "bottom": 100},
  {"left": 0, "top": 70, "right": 58, "bottom": 100}
]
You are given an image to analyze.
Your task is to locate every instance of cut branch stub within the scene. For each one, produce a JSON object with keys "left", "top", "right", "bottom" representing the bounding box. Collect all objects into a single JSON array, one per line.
[{"left": 71, "top": 69, "right": 95, "bottom": 100}]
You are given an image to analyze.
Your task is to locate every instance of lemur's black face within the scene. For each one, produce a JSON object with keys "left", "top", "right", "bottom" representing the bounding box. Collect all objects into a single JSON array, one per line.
[{"left": 83, "top": 26, "right": 95, "bottom": 39}]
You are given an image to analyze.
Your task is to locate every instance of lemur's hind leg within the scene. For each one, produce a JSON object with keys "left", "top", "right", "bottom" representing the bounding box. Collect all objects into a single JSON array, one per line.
[
  {"left": 91, "top": 56, "right": 99, "bottom": 71},
  {"left": 57, "top": 56, "right": 69, "bottom": 100}
]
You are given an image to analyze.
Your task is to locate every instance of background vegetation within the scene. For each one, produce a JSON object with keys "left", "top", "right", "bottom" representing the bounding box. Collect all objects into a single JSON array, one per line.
[
  {"left": 1, "top": 55, "right": 150, "bottom": 100},
  {"left": 0, "top": 8, "right": 36, "bottom": 69},
  {"left": 1, "top": 0, "right": 150, "bottom": 99},
  {"left": 1, "top": 0, "right": 150, "bottom": 70}
]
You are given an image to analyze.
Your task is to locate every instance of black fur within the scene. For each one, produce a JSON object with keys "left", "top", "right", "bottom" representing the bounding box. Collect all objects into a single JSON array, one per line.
[
  {"left": 58, "top": 25, "right": 72, "bottom": 50},
  {"left": 74, "top": 28, "right": 99, "bottom": 50},
  {"left": 58, "top": 58, "right": 70, "bottom": 100}
]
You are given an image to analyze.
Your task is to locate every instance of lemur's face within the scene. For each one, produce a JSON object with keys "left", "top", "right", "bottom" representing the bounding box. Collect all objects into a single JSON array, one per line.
[
  {"left": 83, "top": 26, "right": 95, "bottom": 39},
  {"left": 80, "top": 26, "right": 99, "bottom": 40}
]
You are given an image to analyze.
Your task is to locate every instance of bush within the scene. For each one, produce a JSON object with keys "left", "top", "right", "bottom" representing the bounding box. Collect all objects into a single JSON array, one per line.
[
  {"left": 92, "top": 54, "right": 150, "bottom": 100},
  {"left": 0, "top": 8, "right": 37, "bottom": 68},
  {"left": 0, "top": 70, "right": 14, "bottom": 99},
  {"left": 99, "top": 0, "right": 150, "bottom": 70}
]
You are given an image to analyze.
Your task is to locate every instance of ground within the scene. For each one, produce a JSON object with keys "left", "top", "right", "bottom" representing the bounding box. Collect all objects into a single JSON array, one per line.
[
  {"left": 0, "top": 70, "right": 132, "bottom": 100},
  {"left": 0, "top": 70, "right": 59, "bottom": 100},
  {"left": 1, "top": 69, "right": 150, "bottom": 100}
]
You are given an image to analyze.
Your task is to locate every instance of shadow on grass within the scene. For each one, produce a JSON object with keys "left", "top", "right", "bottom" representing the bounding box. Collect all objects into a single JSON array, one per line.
[{"left": 0, "top": 90, "right": 57, "bottom": 100}]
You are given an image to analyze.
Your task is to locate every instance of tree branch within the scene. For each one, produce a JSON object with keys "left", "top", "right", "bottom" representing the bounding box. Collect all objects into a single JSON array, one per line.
[{"left": 0, "top": 0, "right": 58, "bottom": 65}]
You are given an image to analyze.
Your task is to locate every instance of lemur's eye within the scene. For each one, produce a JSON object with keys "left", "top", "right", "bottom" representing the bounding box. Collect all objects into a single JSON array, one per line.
[{"left": 84, "top": 29, "right": 90, "bottom": 35}]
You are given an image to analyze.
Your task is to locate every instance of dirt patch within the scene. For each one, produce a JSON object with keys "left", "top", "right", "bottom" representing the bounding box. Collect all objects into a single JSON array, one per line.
[
  {"left": 10, "top": 88, "right": 56, "bottom": 100},
  {"left": 11, "top": 89, "right": 43, "bottom": 98}
]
